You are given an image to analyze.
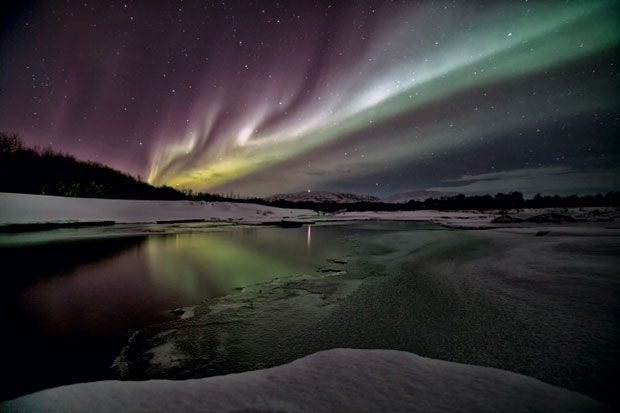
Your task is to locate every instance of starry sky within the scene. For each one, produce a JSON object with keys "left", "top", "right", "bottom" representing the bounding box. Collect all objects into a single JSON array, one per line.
[{"left": 1, "top": 0, "right": 619, "bottom": 197}]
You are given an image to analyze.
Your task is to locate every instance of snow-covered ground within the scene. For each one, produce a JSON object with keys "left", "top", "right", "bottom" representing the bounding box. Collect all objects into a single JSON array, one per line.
[
  {"left": 1, "top": 192, "right": 618, "bottom": 230},
  {"left": 0, "top": 192, "right": 315, "bottom": 225},
  {"left": 0, "top": 192, "right": 495, "bottom": 227},
  {"left": 2, "top": 348, "right": 610, "bottom": 412}
]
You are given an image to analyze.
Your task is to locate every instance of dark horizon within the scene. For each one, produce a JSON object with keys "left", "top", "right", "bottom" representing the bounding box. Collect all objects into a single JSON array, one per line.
[{"left": 2, "top": 131, "right": 619, "bottom": 204}]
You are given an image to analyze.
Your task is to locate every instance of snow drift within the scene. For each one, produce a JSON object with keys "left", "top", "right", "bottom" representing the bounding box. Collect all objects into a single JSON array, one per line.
[
  {"left": 0, "top": 192, "right": 313, "bottom": 225},
  {"left": 2, "top": 349, "right": 609, "bottom": 412}
]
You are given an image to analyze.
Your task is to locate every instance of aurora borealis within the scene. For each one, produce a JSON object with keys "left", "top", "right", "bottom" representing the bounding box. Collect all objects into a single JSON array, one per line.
[{"left": 1, "top": 0, "right": 619, "bottom": 197}]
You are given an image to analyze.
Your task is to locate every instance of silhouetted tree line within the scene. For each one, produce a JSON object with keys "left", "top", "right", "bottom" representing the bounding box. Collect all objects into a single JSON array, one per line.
[
  {"left": 258, "top": 191, "right": 620, "bottom": 212},
  {"left": 0, "top": 132, "right": 190, "bottom": 200}
]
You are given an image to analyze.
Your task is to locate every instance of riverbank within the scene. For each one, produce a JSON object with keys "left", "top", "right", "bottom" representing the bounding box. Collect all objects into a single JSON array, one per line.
[{"left": 107, "top": 220, "right": 620, "bottom": 408}]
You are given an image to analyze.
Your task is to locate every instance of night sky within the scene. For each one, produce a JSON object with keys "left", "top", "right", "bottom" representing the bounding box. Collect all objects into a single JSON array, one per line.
[{"left": 1, "top": 0, "right": 619, "bottom": 197}]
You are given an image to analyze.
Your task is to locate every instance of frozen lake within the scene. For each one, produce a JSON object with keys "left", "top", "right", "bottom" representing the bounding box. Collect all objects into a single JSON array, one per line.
[{"left": 0, "top": 221, "right": 437, "bottom": 400}]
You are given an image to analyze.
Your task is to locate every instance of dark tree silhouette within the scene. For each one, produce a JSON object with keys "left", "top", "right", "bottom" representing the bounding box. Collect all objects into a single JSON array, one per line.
[{"left": 0, "top": 132, "right": 185, "bottom": 200}]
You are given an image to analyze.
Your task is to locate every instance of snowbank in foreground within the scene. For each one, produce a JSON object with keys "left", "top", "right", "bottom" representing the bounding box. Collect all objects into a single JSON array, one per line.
[
  {"left": 2, "top": 349, "right": 609, "bottom": 412},
  {"left": 0, "top": 192, "right": 314, "bottom": 224}
]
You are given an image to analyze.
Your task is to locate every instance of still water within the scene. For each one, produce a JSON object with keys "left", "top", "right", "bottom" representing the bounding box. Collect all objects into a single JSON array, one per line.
[
  {"left": 0, "top": 223, "right": 359, "bottom": 400},
  {"left": 18, "top": 225, "right": 346, "bottom": 334}
]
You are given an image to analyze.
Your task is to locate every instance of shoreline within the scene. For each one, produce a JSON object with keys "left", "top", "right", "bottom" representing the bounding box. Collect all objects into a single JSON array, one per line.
[
  {"left": 108, "top": 220, "right": 619, "bottom": 408},
  {"left": 2, "top": 193, "right": 619, "bottom": 409}
]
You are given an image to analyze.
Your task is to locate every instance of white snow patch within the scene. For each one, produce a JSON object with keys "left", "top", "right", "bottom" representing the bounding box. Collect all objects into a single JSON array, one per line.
[
  {"left": 2, "top": 349, "right": 609, "bottom": 412},
  {"left": 0, "top": 192, "right": 314, "bottom": 225},
  {"left": 146, "top": 342, "right": 182, "bottom": 369},
  {"left": 180, "top": 306, "right": 196, "bottom": 320}
]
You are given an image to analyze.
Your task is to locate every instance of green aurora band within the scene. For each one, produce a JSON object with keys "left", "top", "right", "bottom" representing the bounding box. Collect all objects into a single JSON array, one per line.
[{"left": 146, "top": 1, "right": 619, "bottom": 195}]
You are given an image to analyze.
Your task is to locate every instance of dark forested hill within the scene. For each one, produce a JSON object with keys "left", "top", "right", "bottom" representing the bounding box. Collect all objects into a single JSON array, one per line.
[{"left": 0, "top": 132, "right": 185, "bottom": 200}]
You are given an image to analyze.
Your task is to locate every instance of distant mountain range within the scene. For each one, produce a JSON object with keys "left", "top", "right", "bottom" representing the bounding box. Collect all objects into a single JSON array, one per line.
[
  {"left": 265, "top": 190, "right": 457, "bottom": 204},
  {"left": 265, "top": 191, "right": 381, "bottom": 203},
  {"left": 382, "top": 190, "right": 458, "bottom": 203}
]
